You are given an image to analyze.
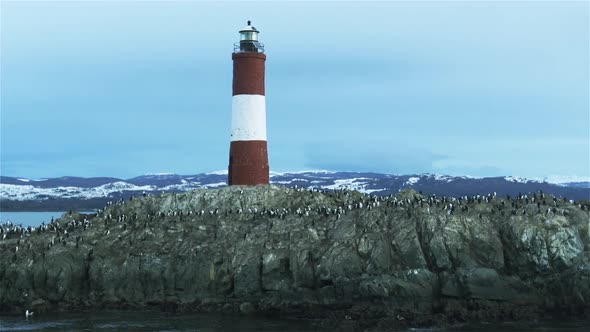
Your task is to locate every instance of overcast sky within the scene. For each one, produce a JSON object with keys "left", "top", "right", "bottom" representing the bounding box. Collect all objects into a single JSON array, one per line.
[{"left": 1, "top": 1, "right": 588, "bottom": 181}]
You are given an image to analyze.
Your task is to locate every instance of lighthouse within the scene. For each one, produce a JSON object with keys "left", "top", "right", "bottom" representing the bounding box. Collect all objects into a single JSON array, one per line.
[{"left": 228, "top": 21, "right": 269, "bottom": 185}]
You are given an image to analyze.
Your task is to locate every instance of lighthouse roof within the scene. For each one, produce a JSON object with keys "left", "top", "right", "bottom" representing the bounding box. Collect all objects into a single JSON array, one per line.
[{"left": 239, "top": 21, "right": 259, "bottom": 33}]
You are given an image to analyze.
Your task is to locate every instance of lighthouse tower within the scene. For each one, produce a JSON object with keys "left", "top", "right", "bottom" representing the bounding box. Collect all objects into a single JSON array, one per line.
[{"left": 228, "top": 21, "right": 269, "bottom": 185}]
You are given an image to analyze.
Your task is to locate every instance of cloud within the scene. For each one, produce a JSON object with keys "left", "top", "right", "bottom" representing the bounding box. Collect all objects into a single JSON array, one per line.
[
  {"left": 302, "top": 140, "right": 447, "bottom": 174},
  {"left": 431, "top": 162, "right": 506, "bottom": 178}
]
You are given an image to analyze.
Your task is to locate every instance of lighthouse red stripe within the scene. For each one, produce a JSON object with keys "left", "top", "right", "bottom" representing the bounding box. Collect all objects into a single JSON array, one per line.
[
  {"left": 232, "top": 53, "right": 266, "bottom": 96},
  {"left": 228, "top": 140, "right": 269, "bottom": 185}
]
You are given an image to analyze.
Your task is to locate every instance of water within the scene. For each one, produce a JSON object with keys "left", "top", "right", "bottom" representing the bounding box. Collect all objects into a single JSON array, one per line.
[
  {"left": 0, "top": 312, "right": 587, "bottom": 332},
  {"left": 427, "top": 320, "right": 590, "bottom": 331},
  {"left": 0, "top": 211, "right": 94, "bottom": 228},
  {"left": 0, "top": 312, "right": 322, "bottom": 332}
]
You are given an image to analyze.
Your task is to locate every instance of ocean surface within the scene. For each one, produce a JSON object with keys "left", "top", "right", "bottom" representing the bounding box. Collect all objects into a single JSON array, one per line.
[
  {"left": 0, "top": 211, "right": 94, "bottom": 228},
  {"left": 1, "top": 312, "right": 319, "bottom": 331},
  {"left": 0, "top": 312, "right": 588, "bottom": 332}
]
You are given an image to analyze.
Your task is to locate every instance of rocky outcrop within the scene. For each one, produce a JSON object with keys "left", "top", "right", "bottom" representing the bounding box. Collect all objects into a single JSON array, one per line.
[{"left": 1, "top": 185, "right": 589, "bottom": 329}]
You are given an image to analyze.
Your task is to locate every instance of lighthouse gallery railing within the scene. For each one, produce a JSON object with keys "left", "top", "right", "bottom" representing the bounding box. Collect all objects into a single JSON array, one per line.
[{"left": 233, "top": 42, "right": 265, "bottom": 54}]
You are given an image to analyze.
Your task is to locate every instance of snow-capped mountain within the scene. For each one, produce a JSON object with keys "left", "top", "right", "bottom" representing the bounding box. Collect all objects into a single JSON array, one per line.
[{"left": 1, "top": 172, "right": 588, "bottom": 211}]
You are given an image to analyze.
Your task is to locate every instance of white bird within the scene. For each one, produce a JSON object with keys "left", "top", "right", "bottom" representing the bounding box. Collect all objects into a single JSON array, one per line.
[{"left": 25, "top": 309, "right": 34, "bottom": 317}]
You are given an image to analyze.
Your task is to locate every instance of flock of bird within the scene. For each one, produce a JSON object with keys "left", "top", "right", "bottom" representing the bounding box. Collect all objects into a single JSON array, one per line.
[{"left": 1, "top": 188, "right": 586, "bottom": 254}]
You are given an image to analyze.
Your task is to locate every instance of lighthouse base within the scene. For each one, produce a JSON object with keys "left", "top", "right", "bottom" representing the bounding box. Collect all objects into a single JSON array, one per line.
[{"left": 228, "top": 140, "right": 269, "bottom": 186}]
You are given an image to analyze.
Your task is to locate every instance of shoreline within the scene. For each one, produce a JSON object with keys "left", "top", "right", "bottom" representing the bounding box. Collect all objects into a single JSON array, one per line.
[{"left": 1, "top": 302, "right": 589, "bottom": 331}]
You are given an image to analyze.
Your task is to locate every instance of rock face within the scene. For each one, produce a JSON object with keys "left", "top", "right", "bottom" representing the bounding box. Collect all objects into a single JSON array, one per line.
[{"left": 1, "top": 185, "right": 589, "bottom": 328}]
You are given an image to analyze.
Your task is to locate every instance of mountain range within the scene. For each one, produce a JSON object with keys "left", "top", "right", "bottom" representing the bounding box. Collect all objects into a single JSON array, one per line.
[{"left": 1, "top": 171, "right": 588, "bottom": 211}]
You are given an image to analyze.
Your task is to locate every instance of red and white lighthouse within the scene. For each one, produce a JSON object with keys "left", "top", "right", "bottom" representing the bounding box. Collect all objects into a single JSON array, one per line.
[{"left": 228, "top": 21, "right": 269, "bottom": 185}]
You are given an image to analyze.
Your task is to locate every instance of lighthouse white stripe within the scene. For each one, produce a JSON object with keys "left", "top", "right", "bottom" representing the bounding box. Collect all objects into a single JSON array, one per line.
[{"left": 231, "top": 94, "right": 267, "bottom": 141}]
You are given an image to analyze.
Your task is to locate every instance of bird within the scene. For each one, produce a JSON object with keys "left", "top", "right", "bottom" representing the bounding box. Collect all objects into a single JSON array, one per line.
[{"left": 25, "top": 309, "right": 34, "bottom": 318}]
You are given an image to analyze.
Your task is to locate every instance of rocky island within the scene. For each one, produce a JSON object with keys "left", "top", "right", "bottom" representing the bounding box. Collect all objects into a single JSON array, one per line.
[{"left": 1, "top": 185, "right": 589, "bottom": 330}]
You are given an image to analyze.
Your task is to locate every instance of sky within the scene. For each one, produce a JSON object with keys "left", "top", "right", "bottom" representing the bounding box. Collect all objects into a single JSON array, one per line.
[{"left": 1, "top": 0, "right": 588, "bottom": 181}]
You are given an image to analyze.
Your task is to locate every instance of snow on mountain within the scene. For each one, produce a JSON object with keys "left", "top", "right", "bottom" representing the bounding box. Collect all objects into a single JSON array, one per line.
[
  {"left": 206, "top": 170, "right": 228, "bottom": 175},
  {"left": 427, "top": 174, "right": 476, "bottom": 182},
  {"left": 203, "top": 182, "right": 227, "bottom": 188},
  {"left": 271, "top": 170, "right": 336, "bottom": 176},
  {"left": 273, "top": 178, "right": 310, "bottom": 184},
  {"left": 543, "top": 175, "right": 590, "bottom": 184},
  {"left": 1, "top": 172, "right": 589, "bottom": 205},
  {"left": 323, "top": 178, "right": 370, "bottom": 192},
  {"left": 504, "top": 176, "right": 532, "bottom": 183},
  {"left": 404, "top": 177, "right": 420, "bottom": 186},
  {"left": 0, "top": 182, "right": 155, "bottom": 201}
]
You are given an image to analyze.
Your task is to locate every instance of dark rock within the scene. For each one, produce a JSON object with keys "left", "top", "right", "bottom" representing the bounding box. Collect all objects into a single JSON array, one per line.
[
  {"left": 1, "top": 185, "right": 588, "bottom": 328},
  {"left": 239, "top": 301, "right": 256, "bottom": 314}
]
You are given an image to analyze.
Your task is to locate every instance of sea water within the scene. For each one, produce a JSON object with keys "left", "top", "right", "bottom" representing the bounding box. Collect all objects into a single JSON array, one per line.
[
  {"left": 0, "top": 311, "right": 321, "bottom": 332},
  {"left": 0, "top": 312, "right": 588, "bottom": 332},
  {"left": 0, "top": 211, "right": 94, "bottom": 228}
]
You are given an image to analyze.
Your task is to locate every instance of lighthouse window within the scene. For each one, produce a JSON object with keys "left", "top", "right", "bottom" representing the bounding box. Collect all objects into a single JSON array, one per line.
[{"left": 240, "top": 31, "right": 257, "bottom": 41}]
